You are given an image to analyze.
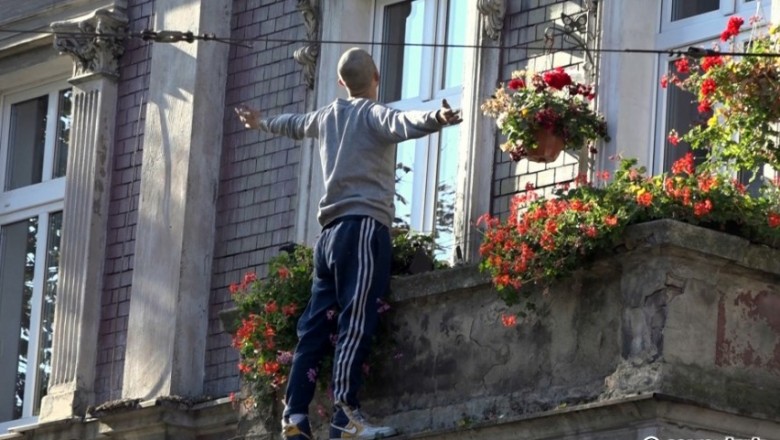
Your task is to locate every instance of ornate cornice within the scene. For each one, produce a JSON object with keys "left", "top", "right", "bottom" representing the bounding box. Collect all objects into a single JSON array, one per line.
[
  {"left": 51, "top": 8, "right": 129, "bottom": 81},
  {"left": 293, "top": 0, "right": 320, "bottom": 89},
  {"left": 477, "top": 0, "right": 506, "bottom": 41}
]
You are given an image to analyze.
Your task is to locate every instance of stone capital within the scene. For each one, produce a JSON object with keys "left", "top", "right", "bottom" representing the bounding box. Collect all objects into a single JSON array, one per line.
[
  {"left": 51, "top": 8, "right": 128, "bottom": 81},
  {"left": 294, "top": 0, "right": 320, "bottom": 89},
  {"left": 477, "top": 0, "right": 505, "bottom": 41}
]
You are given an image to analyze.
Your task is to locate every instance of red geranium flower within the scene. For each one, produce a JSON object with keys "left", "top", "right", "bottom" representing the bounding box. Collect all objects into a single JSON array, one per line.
[
  {"left": 543, "top": 67, "right": 573, "bottom": 90},
  {"left": 701, "top": 55, "right": 723, "bottom": 72},
  {"left": 693, "top": 199, "right": 713, "bottom": 217},
  {"left": 697, "top": 99, "right": 712, "bottom": 114},
  {"left": 672, "top": 152, "right": 695, "bottom": 175},
  {"left": 674, "top": 57, "right": 690, "bottom": 74},
  {"left": 667, "top": 130, "right": 680, "bottom": 146},
  {"left": 721, "top": 16, "right": 744, "bottom": 41},
  {"left": 769, "top": 212, "right": 780, "bottom": 228},
  {"left": 508, "top": 78, "right": 525, "bottom": 90},
  {"left": 700, "top": 78, "right": 717, "bottom": 97}
]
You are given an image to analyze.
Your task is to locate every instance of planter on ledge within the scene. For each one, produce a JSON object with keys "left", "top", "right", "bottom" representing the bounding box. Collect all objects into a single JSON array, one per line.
[{"left": 220, "top": 220, "right": 780, "bottom": 439}]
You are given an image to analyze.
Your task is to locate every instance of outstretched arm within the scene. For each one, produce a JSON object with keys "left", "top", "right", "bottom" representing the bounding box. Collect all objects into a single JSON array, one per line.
[
  {"left": 370, "top": 99, "right": 462, "bottom": 144},
  {"left": 234, "top": 104, "right": 319, "bottom": 140}
]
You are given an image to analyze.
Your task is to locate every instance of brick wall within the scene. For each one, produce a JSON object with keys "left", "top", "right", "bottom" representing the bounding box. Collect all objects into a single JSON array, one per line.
[
  {"left": 492, "top": 0, "right": 587, "bottom": 220},
  {"left": 94, "top": 0, "right": 154, "bottom": 405},
  {"left": 204, "top": 0, "right": 308, "bottom": 397}
]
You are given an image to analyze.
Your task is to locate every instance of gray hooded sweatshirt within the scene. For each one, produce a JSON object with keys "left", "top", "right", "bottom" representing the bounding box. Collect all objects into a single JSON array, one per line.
[{"left": 258, "top": 98, "right": 445, "bottom": 228}]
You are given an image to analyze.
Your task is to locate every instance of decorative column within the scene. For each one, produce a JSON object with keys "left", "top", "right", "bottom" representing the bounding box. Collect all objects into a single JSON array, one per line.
[
  {"left": 121, "top": 0, "right": 231, "bottom": 405},
  {"left": 455, "top": 0, "right": 506, "bottom": 263},
  {"left": 40, "top": 7, "right": 128, "bottom": 422}
]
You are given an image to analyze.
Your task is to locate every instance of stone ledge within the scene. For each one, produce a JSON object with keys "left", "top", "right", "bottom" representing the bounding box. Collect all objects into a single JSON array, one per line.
[
  {"left": 391, "top": 394, "right": 780, "bottom": 440},
  {"left": 624, "top": 219, "right": 780, "bottom": 276}
]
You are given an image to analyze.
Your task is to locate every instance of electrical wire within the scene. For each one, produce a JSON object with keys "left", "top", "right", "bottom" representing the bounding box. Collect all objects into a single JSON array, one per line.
[{"left": 3, "top": 26, "right": 780, "bottom": 58}]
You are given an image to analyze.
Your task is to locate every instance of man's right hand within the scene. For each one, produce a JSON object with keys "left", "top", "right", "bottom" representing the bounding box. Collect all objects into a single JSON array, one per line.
[
  {"left": 235, "top": 104, "right": 262, "bottom": 130},
  {"left": 437, "top": 99, "right": 463, "bottom": 125}
]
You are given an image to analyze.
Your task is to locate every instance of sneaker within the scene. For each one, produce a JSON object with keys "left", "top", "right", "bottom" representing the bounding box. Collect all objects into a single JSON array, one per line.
[
  {"left": 282, "top": 415, "right": 314, "bottom": 440},
  {"left": 329, "top": 405, "right": 398, "bottom": 439}
]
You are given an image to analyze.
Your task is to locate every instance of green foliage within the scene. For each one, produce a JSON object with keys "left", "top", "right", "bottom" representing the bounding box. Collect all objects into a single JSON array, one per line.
[{"left": 390, "top": 228, "right": 447, "bottom": 275}]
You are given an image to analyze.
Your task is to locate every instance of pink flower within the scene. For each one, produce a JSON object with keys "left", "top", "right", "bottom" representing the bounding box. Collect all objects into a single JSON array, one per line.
[
  {"left": 307, "top": 368, "right": 317, "bottom": 383},
  {"left": 501, "top": 313, "right": 518, "bottom": 327}
]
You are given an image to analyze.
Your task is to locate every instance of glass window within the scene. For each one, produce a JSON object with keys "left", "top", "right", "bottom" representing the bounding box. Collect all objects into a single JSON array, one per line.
[
  {"left": 671, "top": 0, "right": 720, "bottom": 21},
  {"left": 6, "top": 96, "right": 47, "bottom": 191},
  {"left": 0, "top": 81, "right": 68, "bottom": 426},
  {"left": 377, "top": 0, "right": 464, "bottom": 261}
]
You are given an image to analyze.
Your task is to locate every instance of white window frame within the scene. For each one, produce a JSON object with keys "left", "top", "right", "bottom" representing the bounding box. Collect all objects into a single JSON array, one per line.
[
  {"left": 653, "top": 0, "right": 769, "bottom": 174},
  {"left": 0, "top": 74, "right": 69, "bottom": 431},
  {"left": 372, "top": 0, "right": 466, "bottom": 258}
]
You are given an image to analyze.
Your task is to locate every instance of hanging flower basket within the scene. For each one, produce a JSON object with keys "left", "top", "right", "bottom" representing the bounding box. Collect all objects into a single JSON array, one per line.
[
  {"left": 481, "top": 68, "right": 609, "bottom": 163},
  {"left": 527, "top": 129, "right": 566, "bottom": 163}
]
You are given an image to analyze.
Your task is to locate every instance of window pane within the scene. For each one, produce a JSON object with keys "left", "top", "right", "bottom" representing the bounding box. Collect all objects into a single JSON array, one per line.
[
  {"left": 434, "top": 125, "right": 459, "bottom": 260},
  {"left": 671, "top": 0, "right": 720, "bottom": 21},
  {"left": 664, "top": 61, "right": 708, "bottom": 170},
  {"left": 6, "top": 96, "right": 47, "bottom": 191},
  {"left": 443, "top": 0, "right": 467, "bottom": 89},
  {"left": 33, "top": 212, "right": 61, "bottom": 415},
  {"left": 380, "top": 0, "right": 425, "bottom": 102},
  {"left": 394, "top": 140, "right": 416, "bottom": 229},
  {"left": 52, "top": 90, "right": 72, "bottom": 179},
  {"left": 0, "top": 217, "right": 38, "bottom": 421}
]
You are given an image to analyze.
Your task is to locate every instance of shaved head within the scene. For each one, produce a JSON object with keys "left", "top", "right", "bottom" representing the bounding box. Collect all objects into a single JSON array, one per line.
[{"left": 337, "top": 48, "right": 378, "bottom": 97}]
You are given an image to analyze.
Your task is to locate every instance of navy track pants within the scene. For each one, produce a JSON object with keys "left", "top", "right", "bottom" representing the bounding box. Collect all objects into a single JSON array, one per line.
[{"left": 284, "top": 216, "right": 391, "bottom": 415}]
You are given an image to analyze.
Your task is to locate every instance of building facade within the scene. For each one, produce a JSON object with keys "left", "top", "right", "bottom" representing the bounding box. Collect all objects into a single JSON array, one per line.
[{"left": 0, "top": 0, "right": 779, "bottom": 438}]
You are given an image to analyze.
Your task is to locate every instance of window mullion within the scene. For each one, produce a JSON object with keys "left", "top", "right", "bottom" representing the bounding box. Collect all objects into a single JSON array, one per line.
[
  {"left": 419, "top": 0, "right": 438, "bottom": 100},
  {"left": 0, "top": 98, "right": 9, "bottom": 191},
  {"left": 40, "top": 91, "right": 58, "bottom": 183},
  {"left": 21, "top": 213, "right": 47, "bottom": 418},
  {"left": 423, "top": 133, "right": 440, "bottom": 232}
]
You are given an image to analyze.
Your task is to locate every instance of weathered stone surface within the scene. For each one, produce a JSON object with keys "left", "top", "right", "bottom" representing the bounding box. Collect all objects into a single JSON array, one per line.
[
  {"left": 220, "top": 220, "right": 780, "bottom": 439},
  {"left": 356, "top": 219, "right": 780, "bottom": 437}
]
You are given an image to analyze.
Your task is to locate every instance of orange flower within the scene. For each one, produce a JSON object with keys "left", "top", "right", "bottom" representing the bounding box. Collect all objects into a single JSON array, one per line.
[
  {"left": 636, "top": 192, "right": 653, "bottom": 207},
  {"left": 277, "top": 266, "right": 290, "bottom": 279},
  {"left": 604, "top": 215, "right": 618, "bottom": 227}
]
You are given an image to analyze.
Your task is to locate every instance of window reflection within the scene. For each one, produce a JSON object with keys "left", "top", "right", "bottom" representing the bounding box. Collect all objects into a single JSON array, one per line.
[{"left": 6, "top": 97, "right": 47, "bottom": 191}]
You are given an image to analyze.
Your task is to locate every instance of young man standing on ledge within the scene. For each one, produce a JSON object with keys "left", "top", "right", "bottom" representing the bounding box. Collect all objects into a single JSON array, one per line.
[{"left": 236, "top": 47, "right": 461, "bottom": 440}]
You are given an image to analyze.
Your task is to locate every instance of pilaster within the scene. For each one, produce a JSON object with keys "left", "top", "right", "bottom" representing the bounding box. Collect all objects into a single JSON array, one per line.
[
  {"left": 40, "top": 7, "right": 128, "bottom": 422},
  {"left": 121, "top": 0, "right": 231, "bottom": 401}
]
